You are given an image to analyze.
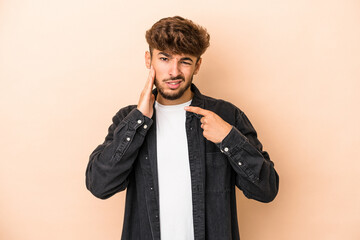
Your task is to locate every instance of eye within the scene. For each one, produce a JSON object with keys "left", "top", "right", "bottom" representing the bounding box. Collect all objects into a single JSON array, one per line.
[
  {"left": 181, "top": 61, "right": 191, "bottom": 65},
  {"left": 160, "top": 57, "right": 168, "bottom": 61}
]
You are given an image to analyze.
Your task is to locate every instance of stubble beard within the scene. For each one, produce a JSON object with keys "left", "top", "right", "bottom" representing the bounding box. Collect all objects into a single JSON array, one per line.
[{"left": 155, "top": 75, "right": 193, "bottom": 100}]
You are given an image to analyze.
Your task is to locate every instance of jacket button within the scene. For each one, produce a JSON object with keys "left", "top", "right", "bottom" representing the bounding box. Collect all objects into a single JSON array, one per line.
[
  {"left": 143, "top": 124, "right": 148, "bottom": 129},
  {"left": 126, "top": 137, "right": 131, "bottom": 141},
  {"left": 238, "top": 162, "right": 242, "bottom": 166},
  {"left": 224, "top": 147, "right": 229, "bottom": 152},
  {"left": 137, "top": 119, "right": 142, "bottom": 124}
]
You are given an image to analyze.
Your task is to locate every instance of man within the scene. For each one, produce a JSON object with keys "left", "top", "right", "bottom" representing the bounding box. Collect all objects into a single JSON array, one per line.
[{"left": 86, "top": 16, "right": 279, "bottom": 240}]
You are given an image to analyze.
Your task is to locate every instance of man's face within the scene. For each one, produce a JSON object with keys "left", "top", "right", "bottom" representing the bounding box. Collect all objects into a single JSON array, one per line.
[{"left": 145, "top": 49, "right": 202, "bottom": 104}]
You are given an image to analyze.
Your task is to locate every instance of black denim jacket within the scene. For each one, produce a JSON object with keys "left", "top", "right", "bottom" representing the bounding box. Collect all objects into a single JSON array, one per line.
[{"left": 86, "top": 84, "right": 279, "bottom": 240}]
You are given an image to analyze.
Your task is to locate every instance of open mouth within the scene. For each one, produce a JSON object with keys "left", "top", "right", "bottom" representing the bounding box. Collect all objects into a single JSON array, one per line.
[{"left": 165, "top": 80, "right": 183, "bottom": 89}]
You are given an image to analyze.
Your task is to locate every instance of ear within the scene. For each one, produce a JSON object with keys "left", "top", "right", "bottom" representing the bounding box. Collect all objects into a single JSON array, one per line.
[
  {"left": 193, "top": 57, "right": 202, "bottom": 75},
  {"left": 145, "top": 51, "right": 151, "bottom": 69}
]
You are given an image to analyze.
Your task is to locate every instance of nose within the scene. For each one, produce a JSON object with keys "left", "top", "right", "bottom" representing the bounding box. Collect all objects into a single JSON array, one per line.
[{"left": 169, "top": 61, "right": 181, "bottom": 77}]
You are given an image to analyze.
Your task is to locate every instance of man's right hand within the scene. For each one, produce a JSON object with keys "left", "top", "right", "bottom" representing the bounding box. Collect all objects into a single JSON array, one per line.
[{"left": 137, "top": 66, "right": 156, "bottom": 118}]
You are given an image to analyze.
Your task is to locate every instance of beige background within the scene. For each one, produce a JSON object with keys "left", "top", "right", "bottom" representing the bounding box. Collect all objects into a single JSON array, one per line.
[{"left": 1, "top": 0, "right": 360, "bottom": 239}]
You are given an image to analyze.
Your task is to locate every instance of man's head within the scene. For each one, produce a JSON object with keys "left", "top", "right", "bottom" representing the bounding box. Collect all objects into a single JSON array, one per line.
[
  {"left": 145, "top": 16, "right": 210, "bottom": 104},
  {"left": 146, "top": 16, "right": 210, "bottom": 59}
]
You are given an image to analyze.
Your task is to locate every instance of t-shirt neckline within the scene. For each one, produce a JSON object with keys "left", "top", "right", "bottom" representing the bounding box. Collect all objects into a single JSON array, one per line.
[{"left": 155, "top": 99, "right": 192, "bottom": 110}]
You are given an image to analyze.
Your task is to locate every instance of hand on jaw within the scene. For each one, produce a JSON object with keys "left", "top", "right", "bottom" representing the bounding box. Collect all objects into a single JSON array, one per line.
[{"left": 137, "top": 66, "right": 156, "bottom": 118}]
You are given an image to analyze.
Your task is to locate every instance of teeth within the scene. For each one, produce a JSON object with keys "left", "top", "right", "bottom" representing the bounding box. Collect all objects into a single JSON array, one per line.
[{"left": 169, "top": 82, "right": 178, "bottom": 85}]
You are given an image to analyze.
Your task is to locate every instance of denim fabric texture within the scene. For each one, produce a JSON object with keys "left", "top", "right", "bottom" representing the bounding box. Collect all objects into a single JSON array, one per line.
[{"left": 86, "top": 84, "right": 279, "bottom": 240}]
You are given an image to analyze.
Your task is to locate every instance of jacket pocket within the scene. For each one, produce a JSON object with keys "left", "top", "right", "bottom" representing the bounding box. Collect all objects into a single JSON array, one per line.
[{"left": 205, "top": 152, "right": 232, "bottom": 193}]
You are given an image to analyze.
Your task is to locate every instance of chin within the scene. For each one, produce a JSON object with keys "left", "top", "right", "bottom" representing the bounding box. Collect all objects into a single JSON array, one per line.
[{"left": 159, "top": 89, "right": 184, "bottom": 100}]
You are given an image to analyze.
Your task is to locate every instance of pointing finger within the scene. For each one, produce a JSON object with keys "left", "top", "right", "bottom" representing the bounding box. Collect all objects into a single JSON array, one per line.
[{"left": 184, "top": 106, "right": 210, "bottom": 116}]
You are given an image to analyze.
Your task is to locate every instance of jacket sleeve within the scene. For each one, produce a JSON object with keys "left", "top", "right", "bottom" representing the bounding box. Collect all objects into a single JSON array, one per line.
[
  {"left": 85, "top": 106, "right": 153, "bottom": 199},
  {"left": 217, "top": 109, "right": 279, "bottom": 203}
]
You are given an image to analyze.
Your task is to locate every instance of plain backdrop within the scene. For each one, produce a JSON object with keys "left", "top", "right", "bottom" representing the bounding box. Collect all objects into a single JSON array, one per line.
[{"left": 1, "top": 0, "right": 359, "bottom": 239}]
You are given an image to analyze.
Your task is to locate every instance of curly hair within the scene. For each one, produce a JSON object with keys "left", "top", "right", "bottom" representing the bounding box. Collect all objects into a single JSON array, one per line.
[{"left": 145, "top": 16, "right": 210, "bottom": 58}]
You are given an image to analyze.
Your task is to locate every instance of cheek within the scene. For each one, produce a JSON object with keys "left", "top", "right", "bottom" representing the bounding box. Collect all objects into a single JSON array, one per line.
[
  {"left": 184, "top": 69, "right": 196, "bottom": 81},
  {"left": 153, "top": 65, "right": 168, "bottom": 80},
  {"left": 154, "top": 77, "right": 162, "bottom": 87}
]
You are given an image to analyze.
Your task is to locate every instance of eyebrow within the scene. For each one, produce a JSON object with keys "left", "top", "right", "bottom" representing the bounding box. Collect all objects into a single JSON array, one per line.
[
  {"left": 158, "top": 52, "right": 194, "bottom": 63},
  {"left": 181, "top": 57, "right": 194, "bottom": 63}
]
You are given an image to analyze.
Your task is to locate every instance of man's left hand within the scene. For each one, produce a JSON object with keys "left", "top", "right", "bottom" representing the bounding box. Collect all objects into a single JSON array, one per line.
[{"left": 185, "top": 106, "right": 232, "bottom": 144}]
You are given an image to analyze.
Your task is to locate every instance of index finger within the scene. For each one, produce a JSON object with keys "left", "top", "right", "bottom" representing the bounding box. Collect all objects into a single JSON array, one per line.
[{"left": 184, "top": 106, "right": 211, "bottom": 116}]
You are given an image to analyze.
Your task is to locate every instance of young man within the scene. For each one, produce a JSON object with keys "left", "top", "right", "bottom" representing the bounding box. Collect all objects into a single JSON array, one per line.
[{"left": 86, "top": 16, "right": 279, "bottom": 240}]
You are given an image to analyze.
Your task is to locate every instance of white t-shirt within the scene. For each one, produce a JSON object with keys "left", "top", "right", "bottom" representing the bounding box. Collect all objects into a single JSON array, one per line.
[{"left": 155, "top": 100, "right": 194, "bottom": 240}]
